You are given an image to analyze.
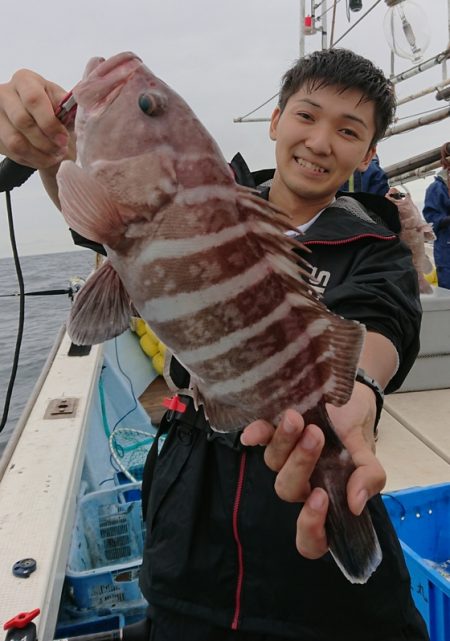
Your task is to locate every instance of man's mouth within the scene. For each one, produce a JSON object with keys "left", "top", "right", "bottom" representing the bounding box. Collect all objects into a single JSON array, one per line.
[{"left": 294, "top": 157, "right": 328, "bottom": 174}]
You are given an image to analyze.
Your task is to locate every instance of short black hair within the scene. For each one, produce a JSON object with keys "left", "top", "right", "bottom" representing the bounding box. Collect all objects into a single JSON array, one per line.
[{"left": 278, "top": 48, "right": 396, "bottom": 146}]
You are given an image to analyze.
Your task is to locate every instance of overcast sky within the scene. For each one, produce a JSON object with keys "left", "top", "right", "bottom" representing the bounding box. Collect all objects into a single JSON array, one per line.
[{"left": 0, "top": 0, "right": 449, "bottom": 258}]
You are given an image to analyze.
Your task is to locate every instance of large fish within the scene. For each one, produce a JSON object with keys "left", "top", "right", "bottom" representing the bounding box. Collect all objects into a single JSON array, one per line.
[
  {"left": 385, "top": 189, "right": 435, "bottom": 294},
  {"left": 57, "top": 51, "right": 381, "bottom": 583}
]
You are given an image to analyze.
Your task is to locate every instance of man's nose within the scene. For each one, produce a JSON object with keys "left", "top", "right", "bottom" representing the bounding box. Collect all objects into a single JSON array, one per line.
[{"left": 304, "top": 125, "right": 332, "bottom": 155}]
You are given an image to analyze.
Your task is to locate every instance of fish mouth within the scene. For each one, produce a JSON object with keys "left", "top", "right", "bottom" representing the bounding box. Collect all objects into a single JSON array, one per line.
[
  {"left": 74, "top": 52, "right": 143, "bottom": 113},
  {"left": 89, "top": 51, "right": 143, "bottom": 79}
]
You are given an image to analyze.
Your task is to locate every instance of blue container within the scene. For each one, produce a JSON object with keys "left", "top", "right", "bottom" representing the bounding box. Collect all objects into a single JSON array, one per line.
[
  {"left": 55, "top": 613, "right": 125, "bottom": 639},
  {"left": 383, "top": 484, "right": 450, "bottom": 641},
  {"left": 65, "top": 484, "right": 147, "bottom": 612}
]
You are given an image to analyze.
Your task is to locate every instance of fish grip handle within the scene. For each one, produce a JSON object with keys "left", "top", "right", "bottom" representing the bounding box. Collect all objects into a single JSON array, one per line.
[{"left": 0, "top": 157, "right": 36, "bottom": 192}]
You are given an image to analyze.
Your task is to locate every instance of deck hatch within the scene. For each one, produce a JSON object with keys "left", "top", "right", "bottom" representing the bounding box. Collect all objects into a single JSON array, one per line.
[{"left": 44, "top": 397, "right": 79, "bottom": 419}]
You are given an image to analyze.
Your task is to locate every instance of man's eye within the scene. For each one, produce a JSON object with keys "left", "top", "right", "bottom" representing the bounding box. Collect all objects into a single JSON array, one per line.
[
  {"left": 297, "top": 112, "right": 313, "bottom": 120},
  {"left": 341, "top": 128, "right": 358, "bottom": 138}
]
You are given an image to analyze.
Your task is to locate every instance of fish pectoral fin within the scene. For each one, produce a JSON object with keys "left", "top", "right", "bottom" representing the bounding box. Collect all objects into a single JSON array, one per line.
[
  {"left": 57, "top": 160, "right": 126, "bottom": 247},
  {"left": 91, "top": 153, "right": 178, "bottom": 215},
  {"left": 67, "top": 260, "right": 133, "bottom": 345}
]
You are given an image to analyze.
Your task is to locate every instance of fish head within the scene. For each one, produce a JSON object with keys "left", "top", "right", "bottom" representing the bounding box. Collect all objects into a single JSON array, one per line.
[
  {"left": 73, "top": 52, "right": 172, "bottom": 166},
  {"left": 72, "top": 51, "right": 225, "bottom": 174}
]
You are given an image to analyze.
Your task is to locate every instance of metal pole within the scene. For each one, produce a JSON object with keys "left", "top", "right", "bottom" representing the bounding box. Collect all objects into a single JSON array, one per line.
[
  {"left": 391, "top": 48, "right": 450, "bottom": 84},
  {"left": 384, "top": 143, "right": 450, "bottom": 178},
  {"left": 390, "top": 162, "right": 444, "bottom": 186},
  {"left": 384, "top": 106, "right": 450, "bottom": 138},
  {"left": 300, "top": 0, "right": 306, "bottom": 58},
  {"left": 444, "top": 0, "right": 450, "bottom": 80},
  {"left": 321, "top": 0, "right": 328, "bottom": 50},
  {"left": 396, "top": 78, "right": 450, "bottom": 106}
]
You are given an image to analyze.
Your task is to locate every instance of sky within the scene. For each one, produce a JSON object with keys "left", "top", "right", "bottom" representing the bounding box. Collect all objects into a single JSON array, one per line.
[{"left": 0, "top": 0, "right": 449, "bottom": 258}]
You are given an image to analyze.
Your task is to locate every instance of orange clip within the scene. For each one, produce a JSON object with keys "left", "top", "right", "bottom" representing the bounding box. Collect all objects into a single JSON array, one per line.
[{"left": 162, "top": 395, "right": 187, "bottom": 413}]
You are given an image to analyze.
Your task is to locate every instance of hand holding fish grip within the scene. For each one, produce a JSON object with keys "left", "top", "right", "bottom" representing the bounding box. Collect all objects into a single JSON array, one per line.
[
  {"left": 0, "top": 157, "right": 36, "bottom": 193},
  {"left": 0, "top": 92, "right": 76, "bottom": 193}
]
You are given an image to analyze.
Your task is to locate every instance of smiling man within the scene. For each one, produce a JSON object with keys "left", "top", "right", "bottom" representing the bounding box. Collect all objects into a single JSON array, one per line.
[{"left": 269, "top": 77, "right": 377, "bottom": 225}]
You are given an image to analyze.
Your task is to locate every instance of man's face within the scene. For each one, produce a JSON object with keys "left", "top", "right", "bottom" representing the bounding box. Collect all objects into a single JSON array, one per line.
[{"left": 270, "top": 83, "right": 377, "bottom": 209}]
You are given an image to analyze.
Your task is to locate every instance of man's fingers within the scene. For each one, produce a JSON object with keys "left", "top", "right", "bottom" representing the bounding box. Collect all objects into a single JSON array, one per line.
[
  {"left": 346, "top": 455, "right": 386, "bottom": 516},
  {"left": 296, "top": 488, "right": 329, "bottom": 559},
  {"left": 272, "top": 424, "right": 324, "bottom": 501},
  {"left": 263, "top": 409, "right": 306, "bottom": 471},
  {"left": 0, "top": 72, "right": 69, "bottom": 163},
  {"left": 240, "top": 420, "right": 275, "bottom": 447},
  {"left": 341, "top": 429, "right": 386, "bottom": 516}
]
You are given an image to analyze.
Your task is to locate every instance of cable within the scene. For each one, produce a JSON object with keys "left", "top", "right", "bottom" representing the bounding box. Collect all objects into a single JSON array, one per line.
[
  {"left": 111, "top": 336, "right": 138, "bottom": 431},
  {"left": 395, "top": 105, "right": 447, "bottom": 121},
  {"left": 332, "top": 0, "right": 383, "bottom": 46},
  {"left": 0, "top": 192, "right": 25, "bottom": 433},
  {"left": 236, "top": 91, "right": 279, "bottom": 121}
]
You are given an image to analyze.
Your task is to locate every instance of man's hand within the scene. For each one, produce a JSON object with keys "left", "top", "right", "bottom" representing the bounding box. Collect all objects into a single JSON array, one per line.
[
  {"left": 0, "top": 69, "right": 70, "bottom": 169},
  {"left": 241, "top": 382, "right": 386, "bottom": 560}
]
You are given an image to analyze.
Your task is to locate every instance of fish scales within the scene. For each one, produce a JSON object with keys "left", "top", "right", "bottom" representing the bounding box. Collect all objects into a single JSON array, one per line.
[{"left": 57, "top": 51, "right": 382, "bottom": 584}]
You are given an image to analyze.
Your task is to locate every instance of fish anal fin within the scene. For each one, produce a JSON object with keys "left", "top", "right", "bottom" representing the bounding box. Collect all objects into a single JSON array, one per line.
[
  {"left": 195, "top": 385, "right": 257, "bottom": 433},
  {"left": 68, "top": 260, "right": 132, "bottom": 345},
  {"left": 57, "top": 160, "right": 125, "bottom": 247}
]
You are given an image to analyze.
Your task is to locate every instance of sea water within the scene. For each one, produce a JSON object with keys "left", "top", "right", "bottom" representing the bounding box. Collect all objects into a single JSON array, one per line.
[{"left": 0, "top": 250, "right": 93, "bottom": 456}]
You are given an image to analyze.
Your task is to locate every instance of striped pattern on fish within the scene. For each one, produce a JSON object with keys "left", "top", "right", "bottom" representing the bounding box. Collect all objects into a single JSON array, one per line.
[
  {"left": 56, "top": 52, "right": 365, "bottom": 434},
  {"left": 56, "top": 51, "right": 382, "bottom": 585}
]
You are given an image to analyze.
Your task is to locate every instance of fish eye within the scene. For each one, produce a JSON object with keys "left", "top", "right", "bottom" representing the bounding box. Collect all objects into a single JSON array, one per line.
[{"left": 138, "top": 92, "right": 167, "bottom": 116}]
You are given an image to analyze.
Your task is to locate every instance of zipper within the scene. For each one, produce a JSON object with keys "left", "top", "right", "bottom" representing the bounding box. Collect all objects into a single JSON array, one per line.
[
  {"left": 231, "top": 450, "right": 247, "bottom": 630},
  {"left": 303, "top": 232, "right": 396, "bottom": 246}
]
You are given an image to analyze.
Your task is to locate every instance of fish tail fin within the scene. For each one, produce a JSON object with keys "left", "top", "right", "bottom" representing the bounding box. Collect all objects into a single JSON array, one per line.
[
  {"left": 306, "top": 403, "right": 382, "bottom": 584},
  {"left": 325, "top": 476, "right": 382, "bottom": 584}
]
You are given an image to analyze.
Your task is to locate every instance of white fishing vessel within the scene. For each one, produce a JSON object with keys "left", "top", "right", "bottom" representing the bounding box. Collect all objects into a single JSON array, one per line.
[{"left": 0, "top": 1, "right": 450, "bottom": 640}]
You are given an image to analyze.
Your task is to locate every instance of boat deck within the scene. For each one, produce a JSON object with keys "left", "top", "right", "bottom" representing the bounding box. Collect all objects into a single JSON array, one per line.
[
  {"left": 378, "top": 391, "right": 450, "bottom": 490},
  {"left": 0, "top": 327, "right": 449, "bottom": 640}
]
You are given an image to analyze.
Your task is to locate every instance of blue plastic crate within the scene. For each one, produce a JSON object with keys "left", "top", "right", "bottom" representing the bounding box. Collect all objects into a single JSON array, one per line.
[
  {"left": 65, "top": 484, "right": 147, "bottom": 612},
  {"left": 55, "top": 613, "right": 125, "bottom": 639},
  {"left": 383, "top": 484, "right": 450, "bottom": 641}
]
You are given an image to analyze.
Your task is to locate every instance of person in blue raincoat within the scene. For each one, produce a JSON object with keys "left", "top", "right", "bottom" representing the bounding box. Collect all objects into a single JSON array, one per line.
[
  {"left": 423, "top": 170, "right": 450, "bottom": 289},
  {"left": 340, "top": 153, "right": 389, "bottom": 195}
]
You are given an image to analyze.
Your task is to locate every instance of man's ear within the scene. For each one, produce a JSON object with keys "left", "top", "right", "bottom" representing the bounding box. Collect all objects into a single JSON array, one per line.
[
  {"left": 269, "top": 107, "right": 281, "bottom": 141},
  {"left": 357, "top": 146, "right": 377, "bottom": 172}
]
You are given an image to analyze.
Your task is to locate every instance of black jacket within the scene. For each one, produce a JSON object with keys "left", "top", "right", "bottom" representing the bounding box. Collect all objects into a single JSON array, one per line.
[{"left": 138, "top": 156, "right": 427, "bottom": 640}]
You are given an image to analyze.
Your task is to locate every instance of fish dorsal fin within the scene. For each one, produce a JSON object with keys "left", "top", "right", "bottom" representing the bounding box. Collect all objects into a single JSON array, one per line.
[
  {"left": 236, "top": 186, "right": 365, "bottom": 410},
  {"left": 68, "top": 260, "right": 133, "bottom": 345},
  {"left": 57, "top": 160, "right": 126, "bottom": 247},
  {"left": 236, "top": 186, "right": 323, "bottom": 307}
]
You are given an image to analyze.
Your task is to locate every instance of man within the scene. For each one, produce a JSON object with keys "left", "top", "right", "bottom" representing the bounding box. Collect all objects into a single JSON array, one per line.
[
  {"left": 0, "top": 48, "right": 427, "bottom": 640},
  {"left": 423, "top": 170, "right": 450, "bottom": 289}
]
